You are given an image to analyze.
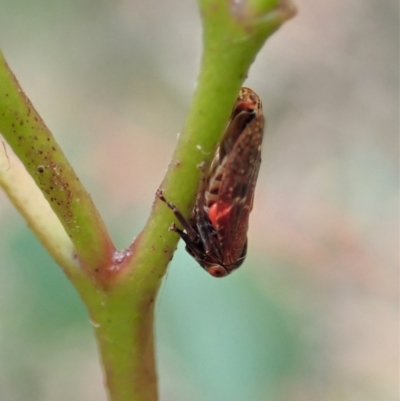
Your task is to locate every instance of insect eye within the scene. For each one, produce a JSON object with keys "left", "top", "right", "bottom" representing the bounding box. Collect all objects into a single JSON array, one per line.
[{"left": 207, "top": 266, "right": 228, "bottom": 278}]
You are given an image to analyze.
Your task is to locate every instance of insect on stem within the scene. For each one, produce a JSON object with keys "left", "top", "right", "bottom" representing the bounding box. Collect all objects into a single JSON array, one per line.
[{"left": 157, "top": 87, "right": 265, "bottom": 278}]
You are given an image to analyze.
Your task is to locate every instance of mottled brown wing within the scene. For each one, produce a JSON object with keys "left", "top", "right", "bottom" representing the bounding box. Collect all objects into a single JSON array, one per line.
[
  {"left": 214, "top": 113, "right": 265, "bottom": 265},
  {"left": 204, "top": 88, "right": 262, "bottom": 211},
  {"left": 218, "top": 87, "right": 261, "bottom": 160}
]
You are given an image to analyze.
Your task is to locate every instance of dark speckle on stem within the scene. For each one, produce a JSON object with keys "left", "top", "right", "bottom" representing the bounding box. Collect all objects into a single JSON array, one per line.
[{"left": 37, "top": 166, "right": 44, "bottom": 173}]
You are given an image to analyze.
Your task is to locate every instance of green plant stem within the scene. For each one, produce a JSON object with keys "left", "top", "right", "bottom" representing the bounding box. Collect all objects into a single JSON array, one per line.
[
  {"left": 0, "top": 145, "right": 80, "bottom": 276},
  {"left": 0, "top": 52, "right": 115, "bottom": 272}
]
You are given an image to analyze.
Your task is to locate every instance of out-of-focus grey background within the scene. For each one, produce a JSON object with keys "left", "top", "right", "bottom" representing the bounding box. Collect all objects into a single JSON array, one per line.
[{"left": 0, "top": 1, "right": 398, "bottom": 400}]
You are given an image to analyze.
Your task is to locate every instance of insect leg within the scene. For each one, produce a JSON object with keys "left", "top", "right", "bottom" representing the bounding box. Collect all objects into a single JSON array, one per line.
[
  {"left": 156, "top": 189, "right": 199, "bottom": 241},
  {"left": 194, "top": 188, "right": 222, "bottom": 258},
  {"left": 167, "top": 221, "right": 209, "bottom": 265}
]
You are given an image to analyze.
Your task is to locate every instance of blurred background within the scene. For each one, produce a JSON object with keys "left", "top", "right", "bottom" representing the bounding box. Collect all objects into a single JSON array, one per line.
[{"left": 0, "top": 0, "right": 398, "bottom": 400}]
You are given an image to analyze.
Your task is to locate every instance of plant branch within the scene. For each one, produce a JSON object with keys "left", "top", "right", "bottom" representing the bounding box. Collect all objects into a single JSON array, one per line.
[
  {"left": 0, "top": 51, "right": 115, "bottom": 273},
  {"left": 0, "top": 141, "right": 83, "bottom": 279}
]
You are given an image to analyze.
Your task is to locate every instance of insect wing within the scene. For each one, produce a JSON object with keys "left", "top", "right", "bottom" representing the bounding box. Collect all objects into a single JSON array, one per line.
[
  {"left": 219, "top": 87, "right": 259, "bottom": 159},
  {"left": 214, "top": 112, "right": 264, "bottom": 265}
]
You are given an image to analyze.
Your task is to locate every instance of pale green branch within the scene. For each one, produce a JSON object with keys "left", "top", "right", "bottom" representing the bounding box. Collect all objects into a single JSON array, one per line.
[{"left": 0, "top": 51, "right": 115, "bottom": 272}]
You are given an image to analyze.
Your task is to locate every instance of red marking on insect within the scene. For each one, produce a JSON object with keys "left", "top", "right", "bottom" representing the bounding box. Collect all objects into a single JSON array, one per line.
[
  {"left": 157, "top": 87, "right": 265, "bottom": 277},
  {"left": 208, "top": 202, "right": 231, "bottom": 229}
]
